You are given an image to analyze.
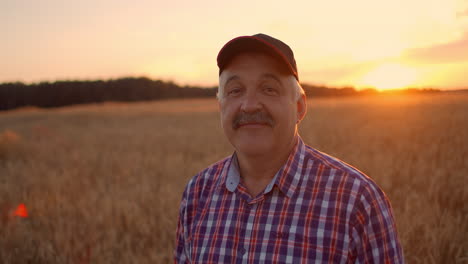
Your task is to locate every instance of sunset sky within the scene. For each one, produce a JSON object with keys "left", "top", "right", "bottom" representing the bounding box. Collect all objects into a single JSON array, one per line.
[{"left": 2, "top": 0, "right": 468, "bottom": 90}]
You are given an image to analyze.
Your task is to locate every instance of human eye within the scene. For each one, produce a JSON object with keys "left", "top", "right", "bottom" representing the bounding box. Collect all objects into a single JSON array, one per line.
[
  {"left": 262, "top": 85, "right": 279, "bottom": 96},
  {"left": 227, "top": 86, "right": 242, "bottom": 97}
]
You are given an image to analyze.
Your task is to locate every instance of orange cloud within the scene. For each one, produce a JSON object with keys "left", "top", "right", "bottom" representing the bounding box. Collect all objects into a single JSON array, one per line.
[
  {"left": 402, "top": 32, "right": 468, "bottom": 64},
  {"left": 456, "top": 9, "right": 468, "bottom": 18}
]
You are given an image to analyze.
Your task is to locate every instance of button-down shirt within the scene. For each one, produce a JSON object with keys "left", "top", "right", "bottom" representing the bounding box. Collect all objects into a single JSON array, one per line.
[{"left": 175, "top": 136, "right": 404, "bottom": 263}]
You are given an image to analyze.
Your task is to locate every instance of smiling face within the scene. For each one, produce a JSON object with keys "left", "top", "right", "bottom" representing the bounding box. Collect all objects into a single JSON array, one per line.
[{"left": 218, "top": 53, "right": 306, "bottom": 158}]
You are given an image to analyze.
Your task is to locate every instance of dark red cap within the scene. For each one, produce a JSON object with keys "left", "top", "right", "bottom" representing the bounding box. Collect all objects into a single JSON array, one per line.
[{"left": 217, "top": 33, "right": 299, "bottom": 80}]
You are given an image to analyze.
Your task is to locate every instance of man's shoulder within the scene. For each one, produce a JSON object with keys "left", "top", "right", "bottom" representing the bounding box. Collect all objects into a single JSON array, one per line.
[
  {"left": 301, "top": 144, "right": 385, "bottom": 197},
  {"left": 184, "top": 156, "right": 231, "bottom": 193}
]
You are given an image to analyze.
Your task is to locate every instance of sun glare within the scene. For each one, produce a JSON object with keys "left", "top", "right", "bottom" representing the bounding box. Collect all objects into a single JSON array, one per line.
[{"left": 359, "top": 63, "right": 420, "bottom": 90}]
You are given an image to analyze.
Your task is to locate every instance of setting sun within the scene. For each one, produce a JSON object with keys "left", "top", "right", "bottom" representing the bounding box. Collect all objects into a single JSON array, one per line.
[{"left": 358, "top": 63, "right": 420, "bottom": 90}]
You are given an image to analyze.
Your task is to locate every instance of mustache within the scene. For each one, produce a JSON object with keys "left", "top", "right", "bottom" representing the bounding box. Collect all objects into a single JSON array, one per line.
[{"left": 233, "top": 111, "right": 275, "bottom": 129}]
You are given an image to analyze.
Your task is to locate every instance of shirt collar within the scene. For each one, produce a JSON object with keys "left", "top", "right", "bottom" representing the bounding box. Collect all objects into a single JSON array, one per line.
[
  {"left": 225, "top": 153, "right": 240, "bottom": 192},
  {"left": 224, "top": 135, "right": 306, "bottom": 198}
]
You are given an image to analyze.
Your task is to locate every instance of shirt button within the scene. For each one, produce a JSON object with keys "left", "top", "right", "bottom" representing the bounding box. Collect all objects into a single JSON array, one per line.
[{"left": 239, "top": 247, "right": 246, "bottom": 255}]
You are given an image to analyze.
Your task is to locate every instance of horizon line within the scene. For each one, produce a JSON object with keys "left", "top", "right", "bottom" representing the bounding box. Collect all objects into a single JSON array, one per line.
[{"left": 1, "top": 75, "right": 467, "bottom": 91}]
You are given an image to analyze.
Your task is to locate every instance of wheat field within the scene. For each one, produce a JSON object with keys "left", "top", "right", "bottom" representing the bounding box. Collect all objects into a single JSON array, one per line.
[{"left": 1, "top": 93, "right": 467, "bottom": 263}]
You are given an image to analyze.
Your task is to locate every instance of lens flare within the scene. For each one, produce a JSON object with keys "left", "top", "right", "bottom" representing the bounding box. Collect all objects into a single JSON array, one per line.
[{"left": 13, "top": 203, "right": 28, "bottom": 218}]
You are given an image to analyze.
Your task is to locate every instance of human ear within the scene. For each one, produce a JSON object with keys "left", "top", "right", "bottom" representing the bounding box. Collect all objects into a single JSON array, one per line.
[{"left": 296, "top": 94, "right": 307, "bottom": 123}]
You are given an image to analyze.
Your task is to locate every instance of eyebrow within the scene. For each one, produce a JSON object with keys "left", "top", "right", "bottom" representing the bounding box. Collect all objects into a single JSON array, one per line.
[
  {"left": 223, "top": 75, "right": 241, "bottom": 88},
  {"left": 223, "top": 73, "right": 283, "bottom": 88},
  {"left": 260, "top": 73, "right": 282, "bottom": 84}
]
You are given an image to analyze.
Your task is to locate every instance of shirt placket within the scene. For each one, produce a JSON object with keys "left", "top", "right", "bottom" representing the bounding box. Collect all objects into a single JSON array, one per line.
[{"left": 236, "top": 200, "right": 258, "bottom": 264}]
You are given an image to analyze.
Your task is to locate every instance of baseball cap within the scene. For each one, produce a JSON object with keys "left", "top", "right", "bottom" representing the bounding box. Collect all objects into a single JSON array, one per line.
[{"left": 217, "top": 33, "right": 299, "bottom": 80}]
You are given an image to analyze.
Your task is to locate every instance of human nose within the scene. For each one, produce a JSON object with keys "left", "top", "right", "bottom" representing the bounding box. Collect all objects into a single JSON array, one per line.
[{"left": 240, "top": 90, "right": 262, "bottom": 112}]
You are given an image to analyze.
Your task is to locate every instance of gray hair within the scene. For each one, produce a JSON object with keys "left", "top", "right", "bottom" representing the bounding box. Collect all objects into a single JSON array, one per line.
[{"left": 217, "top": 75, "right": 305, "bottom": 101}]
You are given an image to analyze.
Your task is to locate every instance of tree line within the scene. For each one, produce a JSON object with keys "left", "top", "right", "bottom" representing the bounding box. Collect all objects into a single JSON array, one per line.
[{"left": 0, "top": 77, "right": 441, "bottom": 111}]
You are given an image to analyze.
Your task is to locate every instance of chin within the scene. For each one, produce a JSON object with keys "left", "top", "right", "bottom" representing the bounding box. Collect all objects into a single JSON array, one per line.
[{"left": 232, "top": 138, "right": 273, "bottom": 157}]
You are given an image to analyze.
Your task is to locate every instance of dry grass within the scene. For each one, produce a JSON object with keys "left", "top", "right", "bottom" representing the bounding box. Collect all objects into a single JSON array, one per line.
[{"left": 0, "top": 95, "right": 467, "bottom": 263}]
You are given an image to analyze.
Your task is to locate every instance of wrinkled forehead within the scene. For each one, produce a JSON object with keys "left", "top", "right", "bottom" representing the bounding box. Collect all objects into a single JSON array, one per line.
[{"left": 219, "top": 52, "right": 291, "bottom": 84}]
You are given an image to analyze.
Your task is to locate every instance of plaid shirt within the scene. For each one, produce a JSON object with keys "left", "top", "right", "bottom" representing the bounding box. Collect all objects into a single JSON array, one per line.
[{"left": 175, "top": 136, "right": 404, "bottom": 263}]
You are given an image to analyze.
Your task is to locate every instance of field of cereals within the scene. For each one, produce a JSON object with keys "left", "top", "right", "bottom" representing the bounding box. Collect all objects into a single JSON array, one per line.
[{"left": 1, "top": 92, "right": 467, "bottom": 263}]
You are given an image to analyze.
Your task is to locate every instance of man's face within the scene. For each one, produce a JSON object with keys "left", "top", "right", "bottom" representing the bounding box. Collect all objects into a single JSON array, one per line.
[{"left": 218, "top": 53, "right": 306, "bottom": 157}]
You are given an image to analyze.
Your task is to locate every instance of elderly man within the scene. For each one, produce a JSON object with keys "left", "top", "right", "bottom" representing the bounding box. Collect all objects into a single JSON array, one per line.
[{"left": 175, "top": 33, "right": 404, "bottom": 263}]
